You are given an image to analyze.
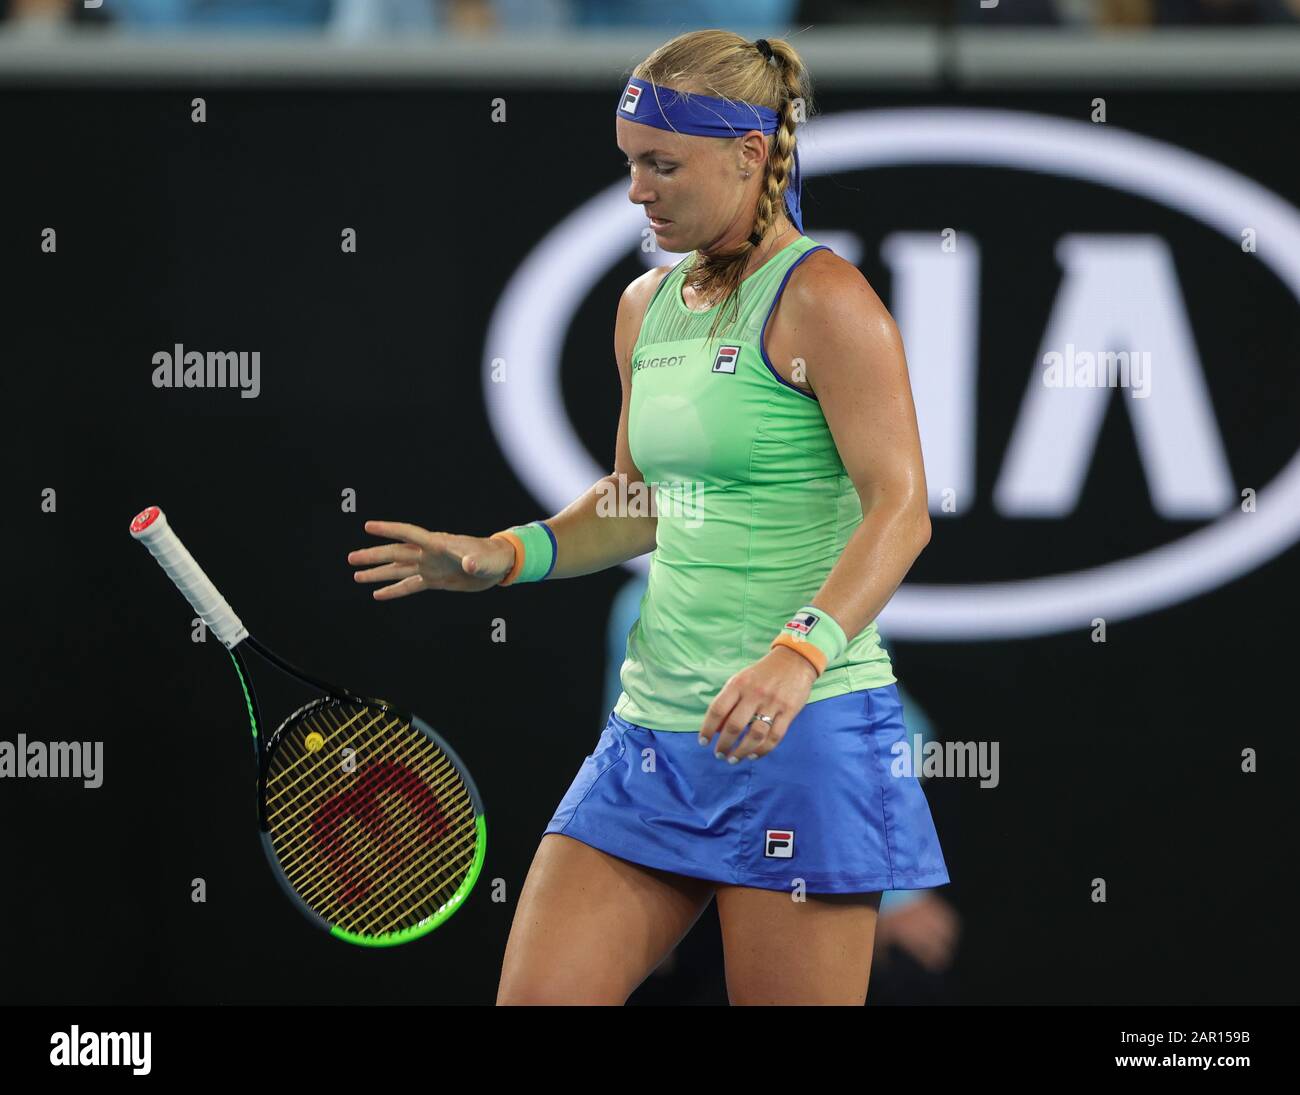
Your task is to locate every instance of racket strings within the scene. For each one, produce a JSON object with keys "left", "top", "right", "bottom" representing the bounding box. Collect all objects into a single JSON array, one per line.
[
  {"left": 264, "top": 701, "right": 479, "bottom": 938},
  {"left": 271, "top": 709, "right": 477, "bottom": 934},
  {"left": 270, "top": 705, "right": 475, "bottom": 896},
  {"left": 263, "top": 704, "right": 385, "bottom": 818},
  {"left": 314, "top": 734, "right": 480, "bottom": 934},
  {"left": 277, "top": 725, "right": 478, "bottom": 922},
  {"left": 269, "top": 707, "right": 468, "bottom": 866},
  {"left": 318, "top": 815, "right": 480, "bottom": 935}
]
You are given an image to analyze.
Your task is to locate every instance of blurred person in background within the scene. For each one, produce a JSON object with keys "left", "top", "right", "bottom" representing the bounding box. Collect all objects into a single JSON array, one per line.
[
  {"left": 6, "top": 0, "right": 1295, "bottom": 31},
  {"left": 0, "top": 0, "right": 794, "bottom": 33},
  {"left": 0, "top": 0, "right": 795, "bottom": 34},
  {"left": 329, "top": 0, "right": 549, "bottom": 37},
  {"left": 953, "top": 0, "right": 1064, "bottom": 23},
  {"left": 333, "top": 0, "right": 798, "bottom": 37},
  {"left": 0, "top": 0, "right": 334, "bottom": 31},
  {"left": 568, "top": 0, "right": 797, "bottom": 28},
  {"left": 1092, "top": 0, "right": 1300, "bottom": 23},
  {"left": 951, "top": 0, "right": 1299, "bottom": 24},
  {"left": 100, "top": 0, "right": 333, "bottom": 31},
  {"left": 1, "top": 0, "right": 110, "bottom": 30}
]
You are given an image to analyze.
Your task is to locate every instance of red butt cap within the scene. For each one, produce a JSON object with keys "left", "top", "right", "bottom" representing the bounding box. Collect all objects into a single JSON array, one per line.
[{"left": 129, "top": 506, "right": 162, "bottom": 536}]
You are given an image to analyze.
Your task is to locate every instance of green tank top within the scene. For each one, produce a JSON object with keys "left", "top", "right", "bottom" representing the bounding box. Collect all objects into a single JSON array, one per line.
[{"left": 613, "top": 234, "right": 896, "bottom": 733}]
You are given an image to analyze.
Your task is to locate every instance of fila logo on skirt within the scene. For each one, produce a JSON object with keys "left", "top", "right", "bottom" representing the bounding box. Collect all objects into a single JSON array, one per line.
[
  {"left": 765, "top": 829, "right": 795, "bottom": 858},
  {"left": 711, "top": 345, "right": 741, "bottom": 373}
]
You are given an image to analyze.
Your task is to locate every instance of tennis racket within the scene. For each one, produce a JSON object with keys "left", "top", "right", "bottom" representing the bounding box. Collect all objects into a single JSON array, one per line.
[{"left": 129, "top": 504, "right": 486, "bottom": 947}]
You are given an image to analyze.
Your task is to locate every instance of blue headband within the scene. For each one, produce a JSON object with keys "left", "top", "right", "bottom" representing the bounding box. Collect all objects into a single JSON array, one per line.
[{"left": 615, "top": 75, "right": 803, "bottom": 235}]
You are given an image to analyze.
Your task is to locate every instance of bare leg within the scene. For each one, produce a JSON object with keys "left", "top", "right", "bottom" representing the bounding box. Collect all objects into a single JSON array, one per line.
[
  {"left": 716, "top": 885, "right": 882, "bottom": 1005},
  {"left": 497, "top": 833, "right": 716, "bottom": 1005}
]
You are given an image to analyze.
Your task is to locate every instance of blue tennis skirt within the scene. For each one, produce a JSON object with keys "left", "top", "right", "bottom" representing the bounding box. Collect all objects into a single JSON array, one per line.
[{"left": 543, "top": 683, "right": 950, "bottom": 895}]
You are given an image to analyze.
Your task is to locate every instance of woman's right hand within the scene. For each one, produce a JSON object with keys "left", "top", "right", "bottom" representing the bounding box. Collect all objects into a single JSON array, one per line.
[{"left": 347, "top": 520, "right": 516, "bottom": 599}]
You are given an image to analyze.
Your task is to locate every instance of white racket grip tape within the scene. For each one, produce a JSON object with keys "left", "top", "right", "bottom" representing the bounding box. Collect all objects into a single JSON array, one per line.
[{"left": 129, "top": 506, "right": 249, "bottom": 649}]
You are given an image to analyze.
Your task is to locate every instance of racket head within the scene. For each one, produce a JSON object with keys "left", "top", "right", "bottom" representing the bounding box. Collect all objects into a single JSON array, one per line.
[{"left": 257, "top": 696, "right": 486, "bottom": 947}]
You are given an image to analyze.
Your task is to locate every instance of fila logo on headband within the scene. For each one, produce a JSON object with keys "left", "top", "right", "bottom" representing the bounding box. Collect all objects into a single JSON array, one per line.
[
  {"left": 786, "top": 612, "right": 819, "bottom": 634},
  {"left": 711, "top": 345, "right": 740, "bottom": 374},
  {"left": 765, "top": 829, "right": 794, "bottom": 858},
  {"left": 620, "top": 84, "right": 641, "bottom": 114}
]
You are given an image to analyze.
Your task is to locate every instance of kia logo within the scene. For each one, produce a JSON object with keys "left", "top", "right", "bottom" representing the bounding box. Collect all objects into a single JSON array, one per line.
[{"left": 483, "top": 107, "right": 1300, "bottom": 640}]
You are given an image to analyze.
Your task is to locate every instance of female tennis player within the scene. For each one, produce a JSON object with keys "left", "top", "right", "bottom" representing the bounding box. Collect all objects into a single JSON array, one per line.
[{"left": 347, "top": 29, "right": 948, "bottom": 1005}]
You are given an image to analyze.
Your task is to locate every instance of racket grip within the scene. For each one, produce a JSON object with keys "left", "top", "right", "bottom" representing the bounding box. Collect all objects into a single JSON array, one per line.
[{"left": 129, "top": 505, "right": 249, "bottom": 649}]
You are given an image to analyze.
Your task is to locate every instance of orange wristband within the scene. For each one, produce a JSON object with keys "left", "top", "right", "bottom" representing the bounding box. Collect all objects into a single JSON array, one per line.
[
  {"left": 770, "top": 632, "right": 828, "bottom": 676},
  {"left": 489, "top": 531, "right": 524, "bottom": 586},
  {"left": 488, "top": 521, "right": 557, "bottom": 586}
]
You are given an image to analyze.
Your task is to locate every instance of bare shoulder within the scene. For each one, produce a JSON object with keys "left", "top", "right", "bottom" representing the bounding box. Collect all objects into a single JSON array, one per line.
[
  {"left": 615, "top": 263, "right": 676, "bottom": 373},
  {"left": 766, "top": 248, "right": 904, "bottom": 395},
  {"left": 786, "top": 248, "right": 894, "bottom": 335},
  {"left": 623, "top": 261, "right": 675, "bottom": 309}
]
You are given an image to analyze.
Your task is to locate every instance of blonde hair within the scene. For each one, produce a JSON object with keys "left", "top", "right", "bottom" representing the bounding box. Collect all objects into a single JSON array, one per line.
[{"left": 632, "top": 30, "right": 815, "bottom": 343}]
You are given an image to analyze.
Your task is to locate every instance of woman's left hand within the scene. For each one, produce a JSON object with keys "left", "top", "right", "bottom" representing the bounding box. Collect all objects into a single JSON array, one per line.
[{"left": 698, "top": 646, "right": 819, "bottom": 762}]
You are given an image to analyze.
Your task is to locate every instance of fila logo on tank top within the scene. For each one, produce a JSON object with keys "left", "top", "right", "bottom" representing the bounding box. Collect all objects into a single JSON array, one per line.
[
  {"left": 711, "top": 345, "right": 740, "bottom": 374},
  {"left": 616, "top": 233, "right": 897, "bottom": 733}
]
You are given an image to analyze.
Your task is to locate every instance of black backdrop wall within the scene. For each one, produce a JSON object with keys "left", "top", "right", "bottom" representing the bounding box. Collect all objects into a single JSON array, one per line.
[{"left": 3, "top": 82, "right": 1298, "bottom": 1005}]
